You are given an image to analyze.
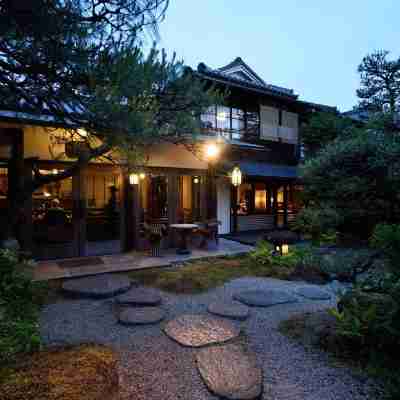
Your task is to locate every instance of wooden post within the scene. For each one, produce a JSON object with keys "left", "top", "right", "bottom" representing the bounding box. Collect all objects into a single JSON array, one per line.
[
  {"left": 73, "top": 167, "right": 87, "bottom": 256},
  {"left": 231, "top": 184, "right": 238, "bottom": 234},
  {"left": 207, "top": 164, "right": 217, "bottom": 220},
  {"left": 167, "top": 172, "right": 179, "bottom": 246},
  {"left": 21, "top": 163, "right": 33, "bottom": 252},
  {"left": 123, "top": 176, "right": 141, "bottom": 251},
  {"left": 7, "top": 129, "right": 24, "bottom": 240},
  {"left": 199, "top": 175, "right": 208, "bottom": 221},
  {"left": 283, "top": 184, "right": 289, "bottom": 228},
  {"left": 272, "top": 185, "right": 278, "bottom": 228}
]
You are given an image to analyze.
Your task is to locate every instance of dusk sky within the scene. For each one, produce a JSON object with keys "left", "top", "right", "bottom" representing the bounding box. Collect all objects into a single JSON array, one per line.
[{"left": 158, "top": 1, "right": 399, "bottom": 112}]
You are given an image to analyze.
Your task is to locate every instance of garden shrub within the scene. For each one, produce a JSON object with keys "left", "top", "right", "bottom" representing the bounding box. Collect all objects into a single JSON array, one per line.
[
  {"left": 293, "top": 207, "right": 341, "bottom": 245},
  {"left": 0, "top": 249, "right": 47, "bottom": 363},
  {"left": 370, "top": 223, "right": 400, "bottom": 269}
]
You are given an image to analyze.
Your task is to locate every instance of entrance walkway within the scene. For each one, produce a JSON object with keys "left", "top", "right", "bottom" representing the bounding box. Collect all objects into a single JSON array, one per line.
[{"left": 33, "top": 238, "right": 253, "bottom": 281}]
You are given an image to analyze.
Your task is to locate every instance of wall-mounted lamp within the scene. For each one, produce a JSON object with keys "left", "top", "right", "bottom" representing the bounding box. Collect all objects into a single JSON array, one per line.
[
  {"left": 205, "top": 143, "right": 219, "bottom": 160},
  {"left": 129, "top": 173, "right": 139, "bottom": 185},
  {"left": 139, "top": 172, "right": 146, "bottom": 180},
  {"left": 231, "top": 166, "right": 242, "bottom": 187},
  {"left": 193, "top": 176, "right": 200, "bottom": 184}
]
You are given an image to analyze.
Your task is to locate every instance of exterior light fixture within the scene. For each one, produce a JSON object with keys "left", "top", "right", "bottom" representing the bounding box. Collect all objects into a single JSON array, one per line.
[
  {"left": 231, "top": 166, "right": 242, "bottom": 187},
  {"left": 205, "top": 143, "right": 219, "bottom": 160},
  {"left": 275, "top": 244, "right": 289, "bottom": 256},
  {"left": 193, "top": 176, "right": 199, "bottom": 184},
  {"left": 217, "top": 111, "right": 227, "bottom": 121},
  {"left": 129, "top": 173, "right": 139, "bottom": 185},
  {"left": 139, "top": 172, "right": 146, "bottom": 180},
  {"left": 77, "top": 128, "right": 88, "bottom": 138},
  {"left": 52, "top": 169, "right": 58, "bottom": 175},
  {"left": 44, "top": 191, "right": 51, "bottom": 197}
]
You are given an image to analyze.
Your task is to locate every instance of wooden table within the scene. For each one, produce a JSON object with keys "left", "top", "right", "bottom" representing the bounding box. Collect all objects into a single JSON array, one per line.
[{"left": 170, "top": 223, "right": 199, "bottom": 255}]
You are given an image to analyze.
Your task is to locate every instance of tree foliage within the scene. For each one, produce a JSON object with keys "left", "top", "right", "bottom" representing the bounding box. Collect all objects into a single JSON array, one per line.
[
  {"left": 0, "top": 0, "right": 219, "bottom": 236},
  {"left": 300, "top": 119, "right": 400, "bottom": 237},
  {"left": 300, "top": 112, "right": 355, "bottom": 156},
  {"left": 357, "top": 50, "right": 400, "bottom": 114}
]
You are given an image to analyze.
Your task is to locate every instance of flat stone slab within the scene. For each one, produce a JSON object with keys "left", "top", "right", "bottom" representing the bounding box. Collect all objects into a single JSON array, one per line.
[
  {"left": 119, "top": 307, "right": 165, "bottom": 325},
  {"left": 208, "top": 301, "right": 250, "bottom": 320},
  {"left": 62, "top": 274, "right": 132, "bottom": 299},
  {"left": 196, "top": 343, "right": 263, "bottom": 400},
  {"left": 295, "top": 286, "right": 332, "bottom": 300},
  {"left": 233, "top": 289, "right": 297, "bottom": 307},
  {"left": 116, "top": 288, "right": 162, "bottom": 306},
  {"left": 163, "top": 314, "right": 240, "bottom": 347}
]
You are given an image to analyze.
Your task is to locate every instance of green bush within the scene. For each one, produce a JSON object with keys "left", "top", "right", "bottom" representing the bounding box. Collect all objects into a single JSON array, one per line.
[
  {"left": 370, "top": 223, "right": 400, "bottom": 269},
  {"left": 0, "top": 249, "right": 46, "bottom": 363},
  {"left": 250, "top": 241, "right": 308, "bottom": 269},
  {"left": 293, "top": 207, "right": 341, "bottom": 245}
]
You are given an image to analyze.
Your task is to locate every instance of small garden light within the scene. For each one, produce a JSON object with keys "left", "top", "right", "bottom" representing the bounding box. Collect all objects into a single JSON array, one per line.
[{"left": 281, "top": 244, "right": 289, "bottom": 255}]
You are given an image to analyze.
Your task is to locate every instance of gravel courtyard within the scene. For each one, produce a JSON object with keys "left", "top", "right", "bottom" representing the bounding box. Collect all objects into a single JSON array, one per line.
[{"left": 40, "top": 276, "right": 380, "bottom": 400}]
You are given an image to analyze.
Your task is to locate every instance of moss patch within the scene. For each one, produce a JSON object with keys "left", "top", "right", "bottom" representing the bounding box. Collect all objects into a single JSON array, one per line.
[
  {"left": 0, "top": 345, "right": 118, "bottom": 400},
  {"left": 128, "top": 256, "right": 289, "bottom": 294}
]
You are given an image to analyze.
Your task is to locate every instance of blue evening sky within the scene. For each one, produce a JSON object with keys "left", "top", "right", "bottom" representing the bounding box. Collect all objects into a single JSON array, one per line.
[{"left": 158, "top": 1, "right": 399, "bottom": 111}]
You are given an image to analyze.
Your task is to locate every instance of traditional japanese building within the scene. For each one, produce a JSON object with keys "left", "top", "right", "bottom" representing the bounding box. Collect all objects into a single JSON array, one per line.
[{"left": 0, "top": 57, "right": 336, "bottom": 259}]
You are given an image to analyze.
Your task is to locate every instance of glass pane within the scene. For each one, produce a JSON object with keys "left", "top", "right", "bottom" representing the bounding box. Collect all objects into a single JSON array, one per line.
[
  {"left": 85, "top": 168, "right": 122, "bottom": 256},
  {"left": 200, "top": 106, "right": 216, "bottom": 131},
  {"left": 32, "top": 167, "right": 74, "bottom": 259},
  {"left": 216, "top": 106, "right": 230, "bottom": 131}
]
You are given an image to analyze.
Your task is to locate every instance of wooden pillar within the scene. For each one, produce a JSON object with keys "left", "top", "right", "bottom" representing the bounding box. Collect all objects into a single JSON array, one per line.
[
  {"left": 21, "top": 163, "right": 33, "bottom": 251},
  {"left": 7, "top": 129, "right": 24, "bottom": 239},
  {"left": 123, "top": 176, "right": 141, "bottom": 251},
  {"left": 72, "top": 167, "right": 87, "bottom": 257},
  {"left": 231, "top": 185, "right": 239, "bottom": 234},
  {"left": 167, "top": 172, "right": 179, "bottom": 246},
  {"left": 283, "top": 184, "right": 289, "bottom": 227},
  {"left": 206, "top": 164, "right": 217, "bottom": 220},
  {"left": 199, "top": 175, "right": 208, "bottom": 221},
  {"left": 272, "top": 185, "right": 278, "bottom": 228}
]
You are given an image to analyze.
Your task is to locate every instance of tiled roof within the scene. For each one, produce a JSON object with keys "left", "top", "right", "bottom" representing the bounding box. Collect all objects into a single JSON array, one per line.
[
  {"left": 195, "top": 60, "right": 298, "bottom": 100},
  {"left": 235, "top": 160, "right": 298, "bottom": 179}
]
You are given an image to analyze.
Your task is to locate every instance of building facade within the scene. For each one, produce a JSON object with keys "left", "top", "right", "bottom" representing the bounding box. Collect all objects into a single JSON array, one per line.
[{"left": 0, "top": 57, "right": 335, "bottom": 259}]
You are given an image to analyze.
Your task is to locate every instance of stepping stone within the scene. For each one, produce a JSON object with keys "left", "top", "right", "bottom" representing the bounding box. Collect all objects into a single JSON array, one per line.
[
  {"left": 233, "top": 289, "right": 297, "bottom": 307},
  {"left": 208, "top": 301, "right": 250, "bottom": 320},
  {"left": 295, "top": 286, "right": 331, "bottom": 300},
  {"left": 62, "top": 274, "right": 132, "bottom": 299},
  {"left": 164, "top": 314, "right": 240, "bottom": 347},
  {"left": 196, "top": 342, "right": 263, "bottom": 400},
  {"left": 119, "top": 307, "right": 165, "bottom": 325},
  {"left": 116, "top": 287, "right": 162, "bottom": 306}
]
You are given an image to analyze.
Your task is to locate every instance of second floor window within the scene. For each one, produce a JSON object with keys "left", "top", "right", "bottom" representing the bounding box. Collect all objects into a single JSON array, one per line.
[{"left": 201, "top": 105, "right": 259, "bottom": 140}]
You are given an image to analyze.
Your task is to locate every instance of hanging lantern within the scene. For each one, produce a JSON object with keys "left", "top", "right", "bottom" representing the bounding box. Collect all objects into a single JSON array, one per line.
[
  {"left": 129, "top": 173, "right": 139, "bottom": 185},
  {"left": 231, "top": 166, "right": 242, "bottom": 187}
]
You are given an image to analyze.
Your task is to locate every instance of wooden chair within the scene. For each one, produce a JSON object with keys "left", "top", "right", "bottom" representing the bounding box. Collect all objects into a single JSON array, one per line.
[{"left": 195, "top": 219, "right": 221, "bottom": 249}]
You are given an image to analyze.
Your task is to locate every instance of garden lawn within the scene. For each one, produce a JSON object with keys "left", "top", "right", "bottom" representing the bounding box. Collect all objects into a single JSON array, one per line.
[
  {"left": 0, "top": 345, "right": 118, "bottom": 400},
  {"left": 128, "top": 255, "right": 294, "bottom": 294}
]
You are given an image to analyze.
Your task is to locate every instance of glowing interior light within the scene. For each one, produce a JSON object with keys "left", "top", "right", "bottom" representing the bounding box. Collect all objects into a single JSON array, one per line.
[{"left": 129, "top": 173, "right": 139, "bottom": 185}]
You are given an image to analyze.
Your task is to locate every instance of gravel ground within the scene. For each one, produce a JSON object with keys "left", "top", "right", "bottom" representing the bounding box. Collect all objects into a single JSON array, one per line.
[{"left": 40, "top": 277, "right": 381, "bottom": 400}]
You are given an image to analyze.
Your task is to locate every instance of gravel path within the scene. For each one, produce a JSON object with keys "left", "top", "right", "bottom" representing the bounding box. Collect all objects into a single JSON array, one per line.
[{"left": 40, "top": 277, "right": 380, "bottom": 400}]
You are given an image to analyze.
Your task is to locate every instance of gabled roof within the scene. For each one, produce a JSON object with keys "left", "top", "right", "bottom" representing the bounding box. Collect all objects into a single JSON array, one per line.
[{"left": 196, "top": 57, "right": 298, "bottom": 100}]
